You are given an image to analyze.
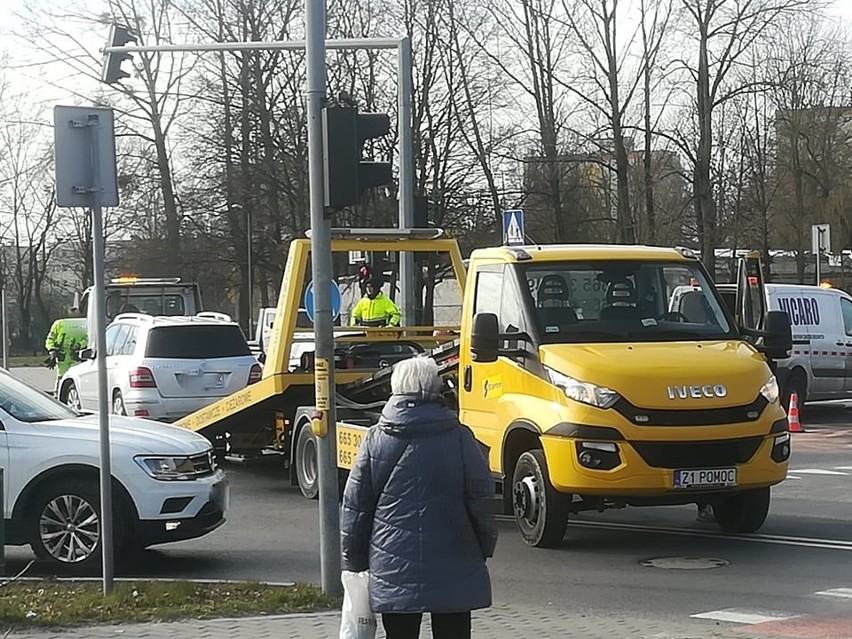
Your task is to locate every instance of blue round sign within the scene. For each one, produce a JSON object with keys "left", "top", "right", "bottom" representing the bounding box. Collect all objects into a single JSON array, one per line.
[{"left": 304, "top": 280, "right": 342, "bottom": 324}]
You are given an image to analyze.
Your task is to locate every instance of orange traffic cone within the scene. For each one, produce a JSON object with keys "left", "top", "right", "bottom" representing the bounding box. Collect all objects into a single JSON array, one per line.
[{"left": 788, "top": 392, "right": 805, "bottom": 433}]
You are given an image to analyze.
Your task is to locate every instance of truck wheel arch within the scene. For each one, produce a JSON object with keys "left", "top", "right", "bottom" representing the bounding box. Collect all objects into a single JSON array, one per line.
[{"left": 500, "top": 421, "right": 542, "bottom": 513}]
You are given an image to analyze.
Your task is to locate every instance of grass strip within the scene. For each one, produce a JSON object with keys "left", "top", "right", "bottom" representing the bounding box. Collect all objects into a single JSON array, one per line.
[{"left": 0, "top": 580, "right": 339, "bottom": 628}]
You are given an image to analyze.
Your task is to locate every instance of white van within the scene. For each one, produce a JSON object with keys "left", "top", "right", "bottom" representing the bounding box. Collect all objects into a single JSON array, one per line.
[{"left": 676, "top": 283, "right": 852, "bottom": 408}]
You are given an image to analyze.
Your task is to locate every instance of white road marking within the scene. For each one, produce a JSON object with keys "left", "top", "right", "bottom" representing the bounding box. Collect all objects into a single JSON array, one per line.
[
  {"left": 815, "top": 588, "right": 852, "bottom": 599},
  {"left": 491, "top": 516, "right": 852, "bottom": 551},
  {"left": 786, "top": 475, "right": 802, "bottom": 480},
  {"left": 691, "top": 608, "right": 800, "bottom": 624},
  {"left": 790, "top": 468, "right": 848, "bottom": 475},
  {"left": 835, "top": 466, "right": 852, "bottom": 471}
]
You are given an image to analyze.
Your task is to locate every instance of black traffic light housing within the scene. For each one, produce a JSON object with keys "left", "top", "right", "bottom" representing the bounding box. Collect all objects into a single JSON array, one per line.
[
  {"left": 322, "top": 105, "right": 393, "bottom": 212},
  {"left": 101, "top": 25, "right": 137, "bottom": 85}
]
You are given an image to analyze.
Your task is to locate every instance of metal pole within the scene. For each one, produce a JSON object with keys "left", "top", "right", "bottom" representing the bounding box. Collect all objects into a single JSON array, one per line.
[
  {"left": 816, "top": 250, "right": 821, "bottom": 286},
  {"left": 306, "top": 0, "right": 341, "bottom": 597},
  {"left": 87, "top": 115, "right": 114, "bottom": 595},
  {"left": 1, "top": 288, "right": 7, "bottom": 370},
  {"left": 397, "top": 37, "right": 416, "bottom": 326},
  {"left": 246, "top": 208, "right": 253, "bottom": 340}
]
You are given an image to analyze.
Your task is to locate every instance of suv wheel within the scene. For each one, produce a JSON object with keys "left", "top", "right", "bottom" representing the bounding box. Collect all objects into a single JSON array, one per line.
[
  {"left": 296, "top": 424, "right": 319, "bottom": 500},
  {"left": 112, "top": 391, "right": 127, "bottom": 416},
  {"left": 31, "top": 481, "right": 106, "bottom": 569},
  {"left": 62, "top": 382, "right": 81, "bottom": 411}
]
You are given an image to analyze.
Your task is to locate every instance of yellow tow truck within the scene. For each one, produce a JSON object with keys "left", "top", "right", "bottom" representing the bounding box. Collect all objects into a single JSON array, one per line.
[
  {"left": 175, "top": 228, "right": 466, "bottom": 498},
  {"left": 179, "top": 228, "right": 793, "bottom": 548},
  {"left": 333, "top": 241, "right": 793, "bottom": 547}
]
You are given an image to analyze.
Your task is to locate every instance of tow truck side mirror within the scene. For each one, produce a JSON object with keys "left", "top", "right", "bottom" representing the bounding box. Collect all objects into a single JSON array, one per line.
[
  {"left": 471, "top": 313, "right": 499, "bottom": 363},
  {"left": 760, "top": 310, "right": 792, "bottom": 361}
]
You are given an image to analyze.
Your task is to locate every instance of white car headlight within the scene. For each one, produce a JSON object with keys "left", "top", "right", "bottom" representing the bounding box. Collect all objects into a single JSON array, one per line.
[
  {"left": 135, "top": 453, "right": 213, "bottom": 481},
  {"left": 545, "top": 367, "right": 620, "bottom": 409},
  {"left": 760, "top": 375, "right": 779, "bottom": 404}
]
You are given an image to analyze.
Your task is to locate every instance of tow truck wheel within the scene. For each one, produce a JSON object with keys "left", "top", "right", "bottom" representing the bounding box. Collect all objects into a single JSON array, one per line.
[
  {"left": 296, "top": 424, "right": 319, "bottom": 500},
  {"left": 512, "top": 450, "right": 570, "bottom": 548},
  {"left": 713, "top": 487, "right": 771, "bottom": 533}
]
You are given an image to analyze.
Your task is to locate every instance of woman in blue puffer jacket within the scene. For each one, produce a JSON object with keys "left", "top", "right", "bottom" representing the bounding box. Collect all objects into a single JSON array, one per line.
[{"left": 341, "top": 356, "right": 498, "bottom": 639}]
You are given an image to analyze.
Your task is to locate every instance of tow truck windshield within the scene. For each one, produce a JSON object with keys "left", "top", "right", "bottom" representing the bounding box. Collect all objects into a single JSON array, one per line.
[{"left": 519, "top": 260, "right": 735, "bottom": 343}]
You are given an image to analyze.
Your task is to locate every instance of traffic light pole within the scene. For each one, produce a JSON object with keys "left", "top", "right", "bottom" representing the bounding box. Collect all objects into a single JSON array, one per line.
[
  {"left": 397, "top": 37, "right": 416, "bottom": 326},
  {"left": 304, "top": 0, "right": 342, "bottom": 598},
  {"left": 104, "top": 37, "right": 417, "bottom": 325}
]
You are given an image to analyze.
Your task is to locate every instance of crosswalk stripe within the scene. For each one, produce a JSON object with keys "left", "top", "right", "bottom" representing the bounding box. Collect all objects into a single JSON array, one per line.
[
  {"left": 836, "top": 466, "right": 852, "bottom": 471},
  {"left": 791, "top": 468, "right": 849, "bottom": 475},
  {"left": 815, "top": 588, "right": 852, "bottom": 599},
  {"left": 691, "top": 609, "right": 800, "bottom": 624}
]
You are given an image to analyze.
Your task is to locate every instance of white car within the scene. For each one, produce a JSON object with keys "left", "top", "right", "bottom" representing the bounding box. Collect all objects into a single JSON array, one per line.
[
  {"left": 59, "top": 313, "right": 261, "bottom": 421},
  {"left": 0, "top": 367, "right": 228, "bottom": 569}
]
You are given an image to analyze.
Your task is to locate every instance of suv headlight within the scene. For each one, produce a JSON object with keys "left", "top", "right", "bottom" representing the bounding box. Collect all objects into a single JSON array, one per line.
[
  {"left": 545, "top": 367, "right": 620, "bottom": 409},
  {"left": 760, "top": 375, "right": 779, "bottom": 404},
  {"left": 135, "top": 452, "right": 214, "bottom": 481}
]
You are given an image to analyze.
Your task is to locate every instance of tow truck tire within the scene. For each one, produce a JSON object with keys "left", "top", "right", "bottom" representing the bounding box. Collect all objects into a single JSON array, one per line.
[
  {"left": 713, "top": 487, "right": 770, "bottom": 533},
  {"left": 512, "top": 449, "right": 570, "bottom": 548},
  {"left": 295, "top": 425, "right": 319, "bottom": 500}
]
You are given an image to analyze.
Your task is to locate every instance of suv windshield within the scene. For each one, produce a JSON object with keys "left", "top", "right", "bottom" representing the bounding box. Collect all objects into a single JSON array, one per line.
[
  {"left": 0, "top": 369, "right": 78, "bottom": 423},
  {"left": 145, "top": 325, "right": 251, "bottom": 359},
  {"left": 521, "top": 260, "right": 735, "bottom": 343}
]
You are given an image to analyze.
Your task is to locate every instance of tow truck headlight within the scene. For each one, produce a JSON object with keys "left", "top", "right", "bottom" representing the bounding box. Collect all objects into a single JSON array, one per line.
[
  {"left": 135, "top": 454, "right": 209, "bottom": 481},
  {"left": 545, "top": 367, "right": 620, "bottom": 409},
  {"left": 760, "top": 375, "right": 779, "bottom": 404}
]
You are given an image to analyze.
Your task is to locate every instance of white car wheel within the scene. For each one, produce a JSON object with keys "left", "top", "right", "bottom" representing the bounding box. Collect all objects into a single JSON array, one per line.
[{"left": 64, "top": 383, "right": 82, "bottom": 411}]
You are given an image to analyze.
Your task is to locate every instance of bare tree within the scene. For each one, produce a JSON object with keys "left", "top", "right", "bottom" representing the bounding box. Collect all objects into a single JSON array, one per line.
[
  {"left": 0, "top": 108, "right": 61, "bottom": 351},
  {"left": 19, "top": 0, "right": 197, "bottom": 264},
  {"left": 677, "top": 0, "right": 810, "bottom": 273}
]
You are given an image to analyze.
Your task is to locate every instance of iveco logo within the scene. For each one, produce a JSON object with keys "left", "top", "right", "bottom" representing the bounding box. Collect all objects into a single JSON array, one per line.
[{"left": 667, "top": 384, "right": 728, "bottom": 400}]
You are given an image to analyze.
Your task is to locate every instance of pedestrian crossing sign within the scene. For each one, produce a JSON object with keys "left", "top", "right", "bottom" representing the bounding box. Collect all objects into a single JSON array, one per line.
[{"left": 503, "top": 210, "right": 525, "bottom": 246}]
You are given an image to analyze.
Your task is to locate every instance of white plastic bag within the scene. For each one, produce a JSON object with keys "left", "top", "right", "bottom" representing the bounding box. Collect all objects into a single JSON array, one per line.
[{"left": 339, "top": 570, "right": 377, "bottom": 639}]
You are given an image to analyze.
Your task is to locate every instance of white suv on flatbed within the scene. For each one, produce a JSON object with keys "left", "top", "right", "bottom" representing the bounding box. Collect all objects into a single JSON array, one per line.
[
  {"left": 0, "top": 368, "right": 228, "bottom": 569},
  {"left": 59, "top": 313, "right": 260, "bottom": 421}
]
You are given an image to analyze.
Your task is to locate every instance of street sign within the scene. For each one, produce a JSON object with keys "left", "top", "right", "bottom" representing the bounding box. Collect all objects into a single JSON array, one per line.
[
  {"left": 503, "top": 209, "right": 525, "bottom": 246},
  {"left": 53, "top": 106, "right": 119, "bottom": 208},
  {"left": 812, "top": 224, "right": 830, "bottom": 255},
  {"left": 304, "top": 279, "right": 342, "bottom": 323}
]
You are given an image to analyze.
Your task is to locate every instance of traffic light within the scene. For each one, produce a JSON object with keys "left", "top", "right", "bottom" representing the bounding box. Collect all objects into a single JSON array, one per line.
[
  {"left": 322, "top": 105, "right": 393, "bottom": 211},
  {"left": 101, "top": 25, "right": 137, "bottom": 85}
]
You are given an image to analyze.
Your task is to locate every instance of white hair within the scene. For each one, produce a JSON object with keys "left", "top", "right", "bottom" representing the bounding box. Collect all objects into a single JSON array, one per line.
[{"left": 390, "top": 356, "right": 442, "bottom": 395}]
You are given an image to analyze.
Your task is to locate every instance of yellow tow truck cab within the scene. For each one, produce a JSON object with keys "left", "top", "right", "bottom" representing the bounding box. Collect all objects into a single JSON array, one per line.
[{"left": 453, "top": 243, "right": 792, "bottom": 546}]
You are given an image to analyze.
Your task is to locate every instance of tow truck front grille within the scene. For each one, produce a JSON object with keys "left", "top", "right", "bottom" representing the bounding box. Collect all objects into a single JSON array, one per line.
[
  {"left": 632, "top": 437, "right": 763, "bottom": 469},
  {"left": 613, "top": 396, "right": 768, "bottom": 426}
]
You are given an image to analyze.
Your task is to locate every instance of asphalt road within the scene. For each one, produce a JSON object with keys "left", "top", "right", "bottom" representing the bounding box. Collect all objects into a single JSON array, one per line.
[{"left": 6, "top": 366, "right": 852, "bottom": 637}]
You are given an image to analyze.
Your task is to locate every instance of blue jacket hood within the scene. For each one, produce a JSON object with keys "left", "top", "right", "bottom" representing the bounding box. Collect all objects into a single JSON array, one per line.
[{"left": 378, "top": 393, "right": 458, "bottom": 437}]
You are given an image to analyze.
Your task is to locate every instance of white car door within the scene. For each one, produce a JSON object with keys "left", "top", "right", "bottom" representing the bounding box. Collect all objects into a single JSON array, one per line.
[{"left": 79, "top": 323, "right": 125, "bottom": 407}]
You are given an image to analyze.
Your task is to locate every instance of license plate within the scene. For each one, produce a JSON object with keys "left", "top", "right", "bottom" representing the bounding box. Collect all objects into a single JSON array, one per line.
[
  {"left": 336, "top": 425, "right": 367, "bottom": 470},
  {"left": 673, "top": 468, "right": 737, "bottom": 489},
  {"left": 211, "top": 480, "right": 230, "bottom": 511}
]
